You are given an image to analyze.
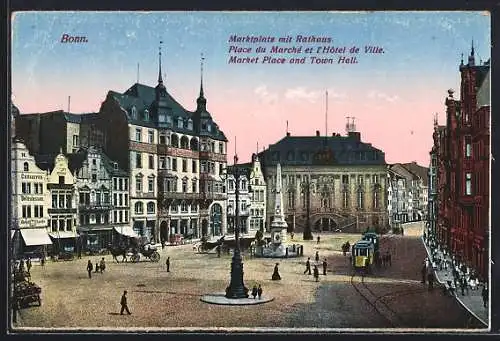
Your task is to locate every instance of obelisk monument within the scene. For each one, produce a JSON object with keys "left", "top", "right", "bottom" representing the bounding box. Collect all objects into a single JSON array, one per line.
[{"left": 270, "top": 163, "right": 288, "bottom": 249}]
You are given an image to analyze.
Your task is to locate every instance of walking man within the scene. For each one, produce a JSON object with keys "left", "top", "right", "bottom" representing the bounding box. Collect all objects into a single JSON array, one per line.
[
  {"left": 120, "top": 290, "right": 131, "bottom": 315},
  {"left": 304, "top": 257, "right": 311, "bottom": 275},
  {"left": 87, "top": 260, "right": 93, "bottom": 279},
  {"left": 313, "top": 265, "right": 319, "bottom": 282},
  {"left": 317, "top": 235, "right": 321, "bottom": 244},
  {"left": 100, "top": 257, "right": 106, "bottom": 273},
  {"left": 26, "top": 257, "right": 32, "bottom": 274},
  {"left": 315, "top": 251, "right": 320, "bottom": 263},
  {"left": 166, "top": 257, "right": 170, "bottom": 272},
  {"left": 322, "top": 258, "right": 327, "bottom": 275},
  {"left": 482, "top": 285, "right": 488, "bottom": 308}
]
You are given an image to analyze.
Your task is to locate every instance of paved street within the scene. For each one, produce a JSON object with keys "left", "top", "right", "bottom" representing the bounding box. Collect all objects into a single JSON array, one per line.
[{"left": 13, "top": 224, "right": 486, "bottom": 331}]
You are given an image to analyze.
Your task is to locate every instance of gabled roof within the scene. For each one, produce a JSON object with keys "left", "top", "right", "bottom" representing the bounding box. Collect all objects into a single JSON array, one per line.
[{"left": 35, "top": 152, "right": 87, "bottom": 173}]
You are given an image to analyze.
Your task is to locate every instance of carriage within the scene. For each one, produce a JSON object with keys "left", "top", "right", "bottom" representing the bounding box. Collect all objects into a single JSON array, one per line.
[
  {"left": 129, "top": 243, "right": 160, "bottom": 263},
  {"left": 195, "top": 235, "right": 225, "bottom": 253},
  {"left": 108, "top": 238, "right": 160, "bottom": 263}
]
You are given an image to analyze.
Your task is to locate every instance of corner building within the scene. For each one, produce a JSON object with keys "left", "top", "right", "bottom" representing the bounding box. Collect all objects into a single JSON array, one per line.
[{"left": 96, "top": 51, "right": 228, "bottom": 243}]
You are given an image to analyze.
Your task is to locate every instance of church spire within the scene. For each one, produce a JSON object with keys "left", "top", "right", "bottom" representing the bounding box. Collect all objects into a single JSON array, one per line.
[
  {"left": 196, "top": 52, "right": 207, "bottom": 112},
  {"left": 199, "top": 52, "right": 205, "bottom": 98},
  {"left": 158, "top": 41, "right": 164, "bottom": 84},
  {"left": 468, "top": 39, "right": 475, "bottom": 66}
]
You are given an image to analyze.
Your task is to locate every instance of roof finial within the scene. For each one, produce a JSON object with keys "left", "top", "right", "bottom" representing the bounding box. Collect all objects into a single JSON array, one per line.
[
  {"left": 471, "top": 39, "right": 475, "bottom": 57},
  {"left": 460, "top": 53, "right": 464, "bottom": 65},
  {"left": 200, "top": 52, "right": 205, "bottom": 97},
  {"left": 158, "top": 40, "right": 164, "bottom": 84}
]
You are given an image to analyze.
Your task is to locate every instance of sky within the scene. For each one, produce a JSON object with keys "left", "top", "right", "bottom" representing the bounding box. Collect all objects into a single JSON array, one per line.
[{"left": 11, "top": 11, "right": 491, "bottom": 166}]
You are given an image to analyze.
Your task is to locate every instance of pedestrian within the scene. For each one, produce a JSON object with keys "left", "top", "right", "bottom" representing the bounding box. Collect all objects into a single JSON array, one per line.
[
  {"left": 313, "top": 265, "right": 319, "bottom": 282},
  {"left": 272, "top": 263, "right": 281, "bottom": 280},
  {"left": 304, "top": 257, "right": 311, "bottom": 275},
  {"left": 291, "top": 232, "right": 294, "bottom": 240},
  {"left": 40, "top": 254, "right": 45, "bottom": 267},
  {"left": 427, "top": 271, "right": 434, "bottom": 290},
  {"left": 26, "top": 257, "right": 32, "bottom": 273},
  {"left": 120, "top": 290, "right": 131, "bottom": 315},
  {"left": 387, "top": 252, "right": 392, "bottom": 266},
  {"left": 100, "top": 257, "right": 106, "bottom": 273},
  {"left": 482, "top": 285, "right": 488, "bottom": 308},
  {"left": 166, "top": 256, "right": 170, "bottom": 272},
  {"left": 257, "top": 284, "right": 263, "bottom": 299},
  {"left": 315, "top": 251, "right": 320, "bottom": 263},
  {"left": 251, "top": 285, "right": 258, "bottom": 299},
  {"left": 216, "top": 245, "right": 221, "bottom": 258},
  {"left": 322, "top": 258, "right": 327, "bottom": 275},
  {"left": 95, "top": 262, "right": 100, "bottom": 273},
  {"left": 19, "top": 258, "right": 25, "bottom": 272},
  {"left": 401, "top": 227, "right": 404, "bottom": 236},
  {"left": 421, "top": 263, "right": 427, "bottom": 284},
  {"left": 317, "top": 235, "right": 321, "bottom": 244},
  {"left": 87, "top": 260, "right": 93, "bottom": 279}
]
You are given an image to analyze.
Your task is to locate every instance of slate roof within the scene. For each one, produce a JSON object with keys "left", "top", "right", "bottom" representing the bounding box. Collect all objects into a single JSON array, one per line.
[
  {"left": 401, "top": 162, "right": 429, "bottom": 186},
  {"left": 227, "top": 162, "right": 252, "bottom": 178},
  {"left": 107, "top": 82, "right": 227, "bottom": 141},
  {"left": 21, "top": 110, "right": 97, "bottom": 122},
  {"left": 477, "top": 68, "right": 490, "bottom": 107},
  {"left": 258, "top": 133, "right": 386, "bottom": 167}
]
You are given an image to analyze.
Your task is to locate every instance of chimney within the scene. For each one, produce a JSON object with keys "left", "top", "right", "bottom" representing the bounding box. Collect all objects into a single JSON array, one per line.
[
  {"left": 316, "top": 130, "right": 320, "bottom": 136},
  {"left": 348, "top": 131, "right": 361, "bottom": 141}
]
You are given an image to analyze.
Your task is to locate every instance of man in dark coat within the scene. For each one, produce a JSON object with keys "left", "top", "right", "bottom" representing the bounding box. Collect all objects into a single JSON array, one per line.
[
  {"left": 251, "top": 285, "right": 258, "bottom": 299},
  {"left": 317, "top": 235, "right": 321, "bottom": 244},
  {"left": 120, "top": 290, "right": 131, "bottom": 315},
  {"left": 87, "top": 260, "right": 93, "bottom": 279},
  {"left": 166, "top": 257, "right": 170, "bottom": 272},
  {"left": 304, "top": 257, "right": 311, "bottom": 275},
  {"left": 322, "top": 259, "right": 327, "bottom": 275},
  {"left": 313, "top": 265, "right": 319, "bottom": 282},
  {"left": 272, "top": 263, "right": 281, "bottom": 280},
  {"left": 482, "top": 285, "right": 488, "bottom": 308},
  {"left": 315, "top": 251, "right": 320, "bottom": 263},
  {"left": 257, "top": 284, "right": 263, "bottom": 299}
]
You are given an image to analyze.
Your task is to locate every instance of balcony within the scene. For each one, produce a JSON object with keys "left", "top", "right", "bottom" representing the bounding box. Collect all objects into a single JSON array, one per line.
[
  {"left": 48, "top": 208, "right": 77, "bottom": 214},
  {"left": 200, "top": 192, "right": 227, "bottom": 201},
  {"left": 160, "top": 192, "right": 200, "bottom": 200},
  {"left": 199, "top": 151, "right": 227, "bottom": 162},
  {"left": 79, "top": 203, "right": 113, "bottom": 211}
]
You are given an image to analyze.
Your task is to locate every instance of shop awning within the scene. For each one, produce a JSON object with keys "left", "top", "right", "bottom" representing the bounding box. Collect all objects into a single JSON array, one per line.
[
  {"left": 48, "top": 231, "right": 78, "bottom": 239},
  {"left": 114, "top": 226, "right": 140, "bottom": 238},
  {"left": 20, "top": 228, "right": 53, "bottom": 246}
]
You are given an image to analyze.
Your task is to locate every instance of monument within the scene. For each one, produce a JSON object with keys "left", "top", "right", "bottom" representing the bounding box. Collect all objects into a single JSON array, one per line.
[{"left": 255, "top": 163, "right": 302, "bottom": 258}]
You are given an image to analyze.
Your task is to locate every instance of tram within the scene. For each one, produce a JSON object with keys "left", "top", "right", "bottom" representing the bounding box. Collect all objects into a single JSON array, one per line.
[{"left": 352, "top": 240, "right": 375, "bottom": 270}]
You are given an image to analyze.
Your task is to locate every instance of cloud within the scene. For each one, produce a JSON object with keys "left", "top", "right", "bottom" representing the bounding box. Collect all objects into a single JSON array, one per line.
[
  {"left": 284, "top": 87, "right": 346, "bottom": 103},
  {"left": 254, "top": 85, "right": 278, "bottom": 104},
  {"left": 367, "top": 90, "right": 399, "bottom": 103}
]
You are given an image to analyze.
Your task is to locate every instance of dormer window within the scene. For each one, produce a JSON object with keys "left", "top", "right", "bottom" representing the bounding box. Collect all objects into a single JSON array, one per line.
[
  {"left": 131, "top": 106, "right": 137, "bottom": 119},
  {"left": 113, "top": 162, "right": 118, "bottom": 170},
  {"left": 207, "top": 124, "right": 212, "bottom": 132},
  {"left": 144, "top": 109, "right": 150, "bottom": 121},
  {"left": 201, "top": 122, "right": 207, "bottom": 131},
  {"left": 188, "top": 119, "right": 193, "bottom": 130},
  {"left": 166, "top": 114, "right": 172, "bottom": 124},
  {"left": 177, "top": 117, "right": 183, "bottom": 129},
  {"left": 158, "top": 114, "right": 166, "bottom": 122}
]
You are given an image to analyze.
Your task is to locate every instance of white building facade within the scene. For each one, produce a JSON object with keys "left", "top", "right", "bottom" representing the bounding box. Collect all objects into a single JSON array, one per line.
[{"left": 11, "top": 138, "right": 52, "bottom": 256}]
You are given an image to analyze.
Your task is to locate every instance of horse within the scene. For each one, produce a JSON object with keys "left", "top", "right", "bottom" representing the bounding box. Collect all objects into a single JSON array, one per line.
[{"left": 108, "top": 244, "right": 128, "bottom": 263}]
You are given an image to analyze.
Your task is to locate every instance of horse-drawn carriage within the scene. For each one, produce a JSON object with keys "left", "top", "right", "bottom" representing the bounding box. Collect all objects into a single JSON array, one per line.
[
  {"left": 195, "top": 235, "right": 256, "bottom": 254},
  {"left": 108, "top": 237, "right": 160, "bottom": 263}
]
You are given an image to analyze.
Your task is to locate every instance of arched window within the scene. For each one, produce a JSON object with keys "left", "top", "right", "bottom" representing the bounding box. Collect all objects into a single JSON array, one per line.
[
  {"left": 135, "top": 201, "right": 144, "bottom": 214},
  {"left": 187, "top": 119, "right": 193, "bottom": 130},
  {"left": 23, "top": 162, "right": 29, "bottom": 171},
  {"left": 180, "top": 136, "right": 189, "bottom": 149},
  {"left": 144, "top": 109, "right": 150, "bottom": 121},
  {"left": 147, "top": 201, "right": 155, "bottom": 214},
  {"left": 190, "top": 137, "right": 199, "bottom": 151},
  {"left": 171, "top": 134, "right": 179, "bottom": 148},
  {"left": 131, "top": 106, "right": 137, "bottom": 119}
]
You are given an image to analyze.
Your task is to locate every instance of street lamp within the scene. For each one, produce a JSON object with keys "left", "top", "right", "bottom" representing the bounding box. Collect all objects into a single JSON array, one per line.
[
  {"left": 220, "top": 154, "right": 248, "bottom": 299},
  {"left": 300, "top": 176, "right": 314, "bottom": 240}
]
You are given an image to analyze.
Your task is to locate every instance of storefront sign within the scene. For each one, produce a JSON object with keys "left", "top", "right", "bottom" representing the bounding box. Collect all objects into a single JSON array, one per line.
[
  {"left": 19, "top": 218, "right": 47, "bottom": 227},
  {"left": 21, "top": 174, "right": 44, "bottom": 180},
  {"left": 21, "top": 195, "right": 45, "bottom": 201}
]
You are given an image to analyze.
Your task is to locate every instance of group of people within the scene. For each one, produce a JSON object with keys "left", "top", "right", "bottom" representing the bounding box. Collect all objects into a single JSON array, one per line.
[
  {"left": 86, "top": 258, "right": 106, "bottom": 278},
  {"left": 424, "top": 234, "right": 489, "bottom": 309},
  {"left": 304, "top": 253, "right": 328, "bottom": 282}
]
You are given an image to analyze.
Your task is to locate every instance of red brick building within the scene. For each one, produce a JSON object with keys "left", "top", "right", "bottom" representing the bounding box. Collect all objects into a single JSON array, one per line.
[{"left": 435, "top": 46, "right": 490, "bottom": 280}]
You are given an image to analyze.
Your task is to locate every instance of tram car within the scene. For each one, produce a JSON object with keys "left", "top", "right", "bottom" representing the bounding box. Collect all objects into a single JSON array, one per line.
[
  {"left": 362, "top": 232, "right": 379, "bottom": 253},
  {"left": 352, "top": 240, "right": 375, "bottom": 270}
]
